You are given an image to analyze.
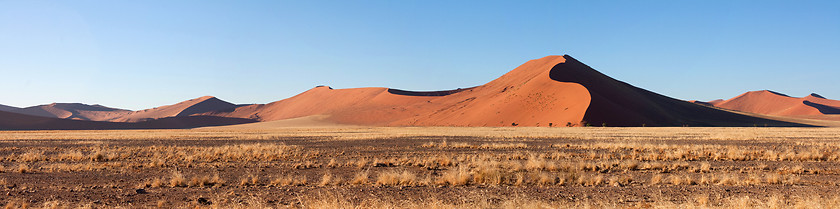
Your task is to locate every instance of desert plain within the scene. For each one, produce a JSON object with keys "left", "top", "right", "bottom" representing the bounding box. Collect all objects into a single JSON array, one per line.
[
  {"left": 2, "top": 125, "right": 840, "bottom": 208},
  {"left": 3, "top": 56, "right": 840, "bottom": 209}
]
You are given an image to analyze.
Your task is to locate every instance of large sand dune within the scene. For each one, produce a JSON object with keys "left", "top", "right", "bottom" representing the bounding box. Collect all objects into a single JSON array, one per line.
[
  {"left": 205, "top": 56, "right": 590, "bottom": 127},
  {"left": 206, "top": 55, "right": 806, "bottom": 127}
]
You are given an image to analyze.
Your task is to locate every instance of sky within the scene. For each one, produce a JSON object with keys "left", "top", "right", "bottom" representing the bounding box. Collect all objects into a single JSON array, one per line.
[{"left": 1, "top": 1, "right": 838, "bottom": 110}]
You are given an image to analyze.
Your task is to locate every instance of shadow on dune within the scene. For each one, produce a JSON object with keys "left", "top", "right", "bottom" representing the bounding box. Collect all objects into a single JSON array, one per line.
[
  {"left": 386, "top": 87, "right": 476, "bottom": 97},
  {"left": 548, "top": 55, "right": 812, "bottom": 127},
  {"left": 803, "top": 101, "right": 840, "bottom": 114}
]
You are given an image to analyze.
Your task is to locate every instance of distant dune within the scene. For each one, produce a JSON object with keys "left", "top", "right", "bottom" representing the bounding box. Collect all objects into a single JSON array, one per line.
[
  {"left": 205, "top": 55, "right": 807, "bottom": 127},
  {"left": 112, "top": 96, "right": 238, "bottom": 122},
  {"left": 0, "top": 104, "right": 19, "bottom": 112},
  {"left": 701, "top": 90, "right": 840, "bottom": 117},
  {"left": 6, "top": 103, "right": 131, "bottom": 121},
  {"left": 3, "top": 96, "right": 239, "bottom": 123},
  {"left": 0, "top": 109, "right": 256, "bottom": 130}
]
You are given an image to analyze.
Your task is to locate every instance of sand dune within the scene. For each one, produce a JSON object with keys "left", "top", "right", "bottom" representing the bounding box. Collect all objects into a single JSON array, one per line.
[
  {"left": 104, "top": 96, "right": 237, "bottom": 122},
  {"left": 0, "top": 104, "right": 19, "bottom": 112},
  {"left": 206, "top": 56, "right": 590, "bottom": 127},
  {"left": 0, "top": 110, "right": 257, "bottom": 130},
  {"left": 708, "top": 90, "right": 840, "bottom": 117},
  {"left": 207, "top": 55, "right": 806, "bottom": 127},
  {"left": 7, "top": 103, "right": 131, "bottom": 120},
  {"left": 3, "top": 97, "right": 237, "bottom": 123}
]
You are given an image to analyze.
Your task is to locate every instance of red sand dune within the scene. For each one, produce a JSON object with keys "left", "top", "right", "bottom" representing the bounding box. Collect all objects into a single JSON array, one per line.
[
  {"left": 111, "top": 96, "right": 238, "bottom": 122},
  {"left": 707, "top": 90, "right": 840, "bottom": 116},
  {"left": 207, "top": 55, "right": 806, "bottom": 127},
  {"left": 0, "top": 110, "right": 257, "bottom": 130}
]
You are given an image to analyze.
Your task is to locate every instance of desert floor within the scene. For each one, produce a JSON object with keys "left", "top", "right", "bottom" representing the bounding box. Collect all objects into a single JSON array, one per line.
[{"left": 2, "top": 127, "right": 840, "bottom": 208}]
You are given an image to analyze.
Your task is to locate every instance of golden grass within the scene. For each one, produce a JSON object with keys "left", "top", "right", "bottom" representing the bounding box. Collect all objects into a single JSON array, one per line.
[
  {"left": 15, "top": 164, "right": 32, "bottom": 174},
  {"left": 169, "top": 170, "right": 187, "bottom": 187},
  {"left": 270, "top": 174, "right": 307, "bottom": 186},
  {"left": 350, "top": 170, "right": 370, "bottom": 185},
  {"left": 376, "top": 169, "right": 421, "bottom": 186},
  {"left": 240, "top": 174, "right": 260, "bottom": 187},
  {"left": 3, "top": 127, "right": 840, "bottom": 208}
]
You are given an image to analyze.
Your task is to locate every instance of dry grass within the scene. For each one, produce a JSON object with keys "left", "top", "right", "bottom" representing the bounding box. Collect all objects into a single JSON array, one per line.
[
  {"left": 239, "top": 174, "right": 260, "bottom": 187},
  {"left": 270, "top": 174, "right": 307, "bottom": 186},
  {"left": 439, "top": 165, "right": 471, "bottom": 186},
  {"left": 350, "top": 170, "right": 370, "bottom": 185},
  {"left": 319, "top": 172, "right": 341, "bottom": 186},
  {"left": 15, "top": 164, "right": 33, "bottom": 174},
  {"left": 3, "top": 127, "right": 840, "bottom": 208},
  {"left": 376, "top": 169, "right": 421, "bottom": 186},
  {"left": 169, "top": 170, "right": 187, "bottom": 187}
]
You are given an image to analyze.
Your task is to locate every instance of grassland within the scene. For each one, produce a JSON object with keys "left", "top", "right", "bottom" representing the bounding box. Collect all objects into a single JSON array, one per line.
[{"left": 1, "top": 127, "right": 840, "bottom": 208}]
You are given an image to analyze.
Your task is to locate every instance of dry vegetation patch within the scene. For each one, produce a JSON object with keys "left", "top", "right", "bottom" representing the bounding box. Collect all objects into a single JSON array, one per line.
[{"left": 1, "top": 127, "right": 839, "bottom": 208}]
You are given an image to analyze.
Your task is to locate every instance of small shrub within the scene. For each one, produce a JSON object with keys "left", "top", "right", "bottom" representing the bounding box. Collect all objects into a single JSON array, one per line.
[
  {"left": 350, "top": 170, "right": 370, "bottom": 185},
  {"left": 376, "top": 170, "right": 417, "bottom": 186},
  {"left": 439, "top": 165, "right": 470, "bottom": 186},
  {"left": 169, "top": 171, "right": 186, "bottom": 187},
  {"left": 16, "top": 164, "right": 33, "bottom": 174}
]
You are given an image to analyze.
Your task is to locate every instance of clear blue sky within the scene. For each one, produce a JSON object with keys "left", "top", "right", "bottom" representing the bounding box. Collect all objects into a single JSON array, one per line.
[{"left": 1, "top": 1, "right": 838, "bottom": 110}]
